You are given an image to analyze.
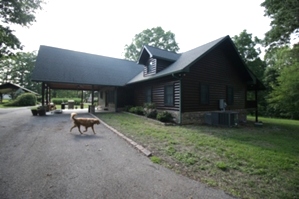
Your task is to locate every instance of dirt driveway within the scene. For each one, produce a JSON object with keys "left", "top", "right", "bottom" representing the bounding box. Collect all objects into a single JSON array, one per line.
[{"left": 0, "top": 108, "right": 235, "bottom": 199}]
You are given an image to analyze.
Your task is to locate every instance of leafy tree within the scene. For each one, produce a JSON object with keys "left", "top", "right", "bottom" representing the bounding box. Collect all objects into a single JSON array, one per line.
[
  {"left": 0, "top": 0, "right": 44, "bottom": 57},
  {"left": 0, "top": 52, "right": 40, "bottom": 93},
  {"left": 232, "top": 30, "right": 268, "bottom": 115},
  {"left": 232, "top": 30, "right": 266, "bottom": 81},
  {"left": 266, "top": 45, "right": 299, "bottom": 118},
  {"left": 124, "top": 26, "right": 180, "bottom": 61},
  {"left": 261, "top": 0, "right": 299, "bottom": 47}
]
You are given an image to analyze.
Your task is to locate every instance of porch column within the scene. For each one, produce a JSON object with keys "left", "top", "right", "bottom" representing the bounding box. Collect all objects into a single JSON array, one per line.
[
  {"left": 45, "top": 85, "right": 49, "bottom": 106},
  {"left": 81, "top": 90, "right": 84, "bottom": 109},
  {"left": 114, "top": 87, "right": 118, "bottom": 112},
  {"left": 42, "top": 82, "right": 45, "bottom": 106},
  {"left": 49, "top": 89, "right": 51, "bottom": 104},
  {"left": 91, "top": 85, "right": 94, "bottom": 105}
]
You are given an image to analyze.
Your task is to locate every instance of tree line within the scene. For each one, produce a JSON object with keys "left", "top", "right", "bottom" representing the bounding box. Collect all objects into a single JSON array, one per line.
[{"left": 0, "top": 0, "right": 298, "bottom": 119}]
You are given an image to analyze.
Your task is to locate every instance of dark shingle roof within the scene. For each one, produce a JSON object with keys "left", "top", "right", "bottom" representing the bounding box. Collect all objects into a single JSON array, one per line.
[
  {"left": 144, "top": 45, "right": 181, "bottom": 61},
  {"left": 32, "top": 46, "right": 144, "bottom": 86},
  {"left": 128, "top": 36, "right": 228, "bottom": 84}
]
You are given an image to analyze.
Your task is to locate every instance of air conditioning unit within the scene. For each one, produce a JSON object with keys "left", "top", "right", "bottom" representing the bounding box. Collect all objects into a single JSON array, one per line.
[
  {"left": 204, "top": 113, "right": 212, "bottom": 125},
  {"left": 219, "top": 112, "right": 238, "bottom": 126},
  {"left": 207, "top": 111, "right": 238, "bottom": 127}
]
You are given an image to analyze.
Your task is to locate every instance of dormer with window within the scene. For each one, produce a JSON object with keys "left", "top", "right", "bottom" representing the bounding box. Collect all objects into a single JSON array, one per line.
[
  {"left": 137, "top": 45, "right": 181, "bottom": 77},
  {"left": 146, "top": 58, "right": 156, "bottom": 76}
]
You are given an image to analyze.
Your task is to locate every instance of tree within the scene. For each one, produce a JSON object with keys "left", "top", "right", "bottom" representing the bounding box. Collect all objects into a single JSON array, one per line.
[
  {"left": 0, "top": 52, "right": 40, "bottom": 93},
  {"left": 124, "top": 26, "right": 180, "bottom": 61},
  {"left": 0, "top": 0, "right": 44, "bottom": 57},
  {"left": 232, "top": 30, "right": 266, "bottom": 81},
  {"left": 266, "top": 45, "right": 299, "bottom": 118},
  {"left": 261, "top": 0, "right": 299, "bottom": 47}
]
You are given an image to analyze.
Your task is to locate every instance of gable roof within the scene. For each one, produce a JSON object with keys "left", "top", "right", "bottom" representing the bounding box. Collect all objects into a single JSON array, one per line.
[
  {"left": 129, "top": 36, "right": 234, "bottom": 84},
  {"left": 137, "top": 45, "right": 181, "bottom": 63},
  {"left": 128, "top": 35, "right": 265, "bottom": 90},
  {"left": 32, "top": 46, "right": 143, "bottom": 88},
  {"left": 32, "top": 35, "right": 265, "bottom": 91},
  {"left": 0, "top": 82, "right": 39, "bottom": 95}
]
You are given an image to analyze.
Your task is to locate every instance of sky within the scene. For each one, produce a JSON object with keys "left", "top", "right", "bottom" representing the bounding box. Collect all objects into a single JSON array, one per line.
[{"left": 13, "top": 0, "right": 272, "bottom": 59}]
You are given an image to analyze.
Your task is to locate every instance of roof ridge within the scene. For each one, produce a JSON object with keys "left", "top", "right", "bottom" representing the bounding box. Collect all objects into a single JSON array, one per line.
[
  {"left": 39, "top": 45, "right": 136, "bottom": 63},
  {"left": 144, "top": 45, "right": 180, "bottom": 54}
]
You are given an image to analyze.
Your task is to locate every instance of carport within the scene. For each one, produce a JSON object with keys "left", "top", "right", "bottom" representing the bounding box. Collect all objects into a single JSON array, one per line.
[{"left": 31, "top": 45, "right": 143, "bottom": 112}]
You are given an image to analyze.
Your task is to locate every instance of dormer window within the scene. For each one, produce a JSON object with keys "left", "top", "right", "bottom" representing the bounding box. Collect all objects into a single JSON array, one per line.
[{"left": 145, "top": 58, "right": 156, "bottom": 76}]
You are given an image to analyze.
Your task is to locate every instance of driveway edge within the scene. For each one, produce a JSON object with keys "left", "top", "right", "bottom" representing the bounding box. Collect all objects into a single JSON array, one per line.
[{"left": 91, "top": 113, "right": 152, "bottom": 157}]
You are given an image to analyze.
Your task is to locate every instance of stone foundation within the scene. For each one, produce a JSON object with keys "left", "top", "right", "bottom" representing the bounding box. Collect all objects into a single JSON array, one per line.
[{"left": 181, "top": 109, "right": 248, "bottom": 125}]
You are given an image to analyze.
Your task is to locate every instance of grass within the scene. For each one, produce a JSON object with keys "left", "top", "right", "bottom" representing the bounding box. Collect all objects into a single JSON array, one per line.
[{"left": 95, "top": 112, "right": 299, "bottom": 199}]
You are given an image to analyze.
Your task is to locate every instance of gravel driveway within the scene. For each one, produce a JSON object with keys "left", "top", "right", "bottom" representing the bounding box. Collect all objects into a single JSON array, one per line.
[{"left": 0, "top": 108, "right": 235, "bottom": 199}]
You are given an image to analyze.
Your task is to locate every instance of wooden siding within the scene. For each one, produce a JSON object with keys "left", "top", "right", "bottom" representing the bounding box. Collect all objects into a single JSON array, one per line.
[
  {"left": 181, "top": 47, "right": 246, "bottom": 112},
  {"left": 156, "top": 59, "right": 174, "bottom": 73},
  {"left": 143, "top": 58, "right": 156, "bottom": 76},
  {"left": 116, "top": 87, "right": 134, "bottom": 108},
  {"left": 129, "top": 77, "right": 180, "bottom": 111}
]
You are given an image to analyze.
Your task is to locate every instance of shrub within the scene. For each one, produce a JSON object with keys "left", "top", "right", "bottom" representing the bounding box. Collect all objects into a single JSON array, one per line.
[
  {"left": 144, "top": 103, "right": 156, "bottom": 109},
  {"left": 156, "top": 111, "right": 173, "bottom": 122},
  {"left": 146, "top": 109, "right": 157, "bottom": 119},
  {"left": 52, "top": 98, "right": 82, "bottom": 105},
  {"left": 124, "top": 105, "right": 133, "bottom": 112},
  {"left": 143, "top": 103, "right": 157, "bottom": 118},
  {"left": 129, "top": 106, "right": 144, "bottom": 115},
  {"left": 5, "top": 93, "right": 36, "bottom": 106}
]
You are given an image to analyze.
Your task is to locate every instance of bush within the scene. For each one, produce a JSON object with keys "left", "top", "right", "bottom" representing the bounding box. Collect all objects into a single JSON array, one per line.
[
  {"left": 5, "top": 93, "right": 36, "bottom": 106},
  {"left": 144, "top": 103, "right": 156, "bottom": 109},
  {"left": 146, "top": 109, "right": 157, "bottom": 119},
  {"left": 143, "top": 103, "right": 157, "bottom": 118},
  {"left": 156, "top": 111, "right": 173, "bottom": 122},
  {"left": 52, "top": 98, "right": 82, "bottom": 105},
  {"left": 129, "top": 106, "right": 144, "bottom": 115},
  {"left": 124, "top": 105, "right": 133, "bottom": 112}
]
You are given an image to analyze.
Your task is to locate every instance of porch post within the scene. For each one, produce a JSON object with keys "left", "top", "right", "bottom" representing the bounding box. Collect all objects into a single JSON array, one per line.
[
  {"left": 42, "top": 82, "right": 45, "bottom": 106},
  {"left": 91, "top": 85, "right": 94, "bottom": 105},
  {"left": 114, "top": 87, "right": 118, "bottom": 112},
  {"left": 81, "top": 90, "right": 84, "bottom": 109},
  {"left": 49, "top": 89, "right": 51, "bottom": 104},
  {"left": 45, "top": 85, "right": 49, "bottom": 106}
]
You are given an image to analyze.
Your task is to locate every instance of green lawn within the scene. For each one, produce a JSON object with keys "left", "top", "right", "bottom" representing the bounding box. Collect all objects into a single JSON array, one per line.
[{"left": 95, "top": 112, "right": 299, "bottom": 199}]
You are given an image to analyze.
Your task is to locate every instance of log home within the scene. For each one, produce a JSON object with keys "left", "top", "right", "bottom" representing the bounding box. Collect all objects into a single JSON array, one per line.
[{"left": 32, "top": 35, "right": 265, "bottom": 124}]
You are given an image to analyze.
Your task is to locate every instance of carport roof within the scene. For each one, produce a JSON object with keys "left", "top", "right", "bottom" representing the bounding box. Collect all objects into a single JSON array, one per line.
[{"left": 32, "top": 46, "right": 144, "bottom": 89}]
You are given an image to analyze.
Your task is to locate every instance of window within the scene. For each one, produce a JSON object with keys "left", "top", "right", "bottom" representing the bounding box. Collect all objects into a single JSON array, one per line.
[
  {"left": 164, "top": 84, "right": 174, "bottom": 106},
  {"left": 226, "top": 86, "right": 234, "bottom": 105},
  {"left": 146, "top": 59, "right": 156, "bottom": 74},
  {"left": 145, "top": 87, "right": 152, "bottom": 103},
  {"left": 200, "top": 83, "right": 209, "bottom": 105}
]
